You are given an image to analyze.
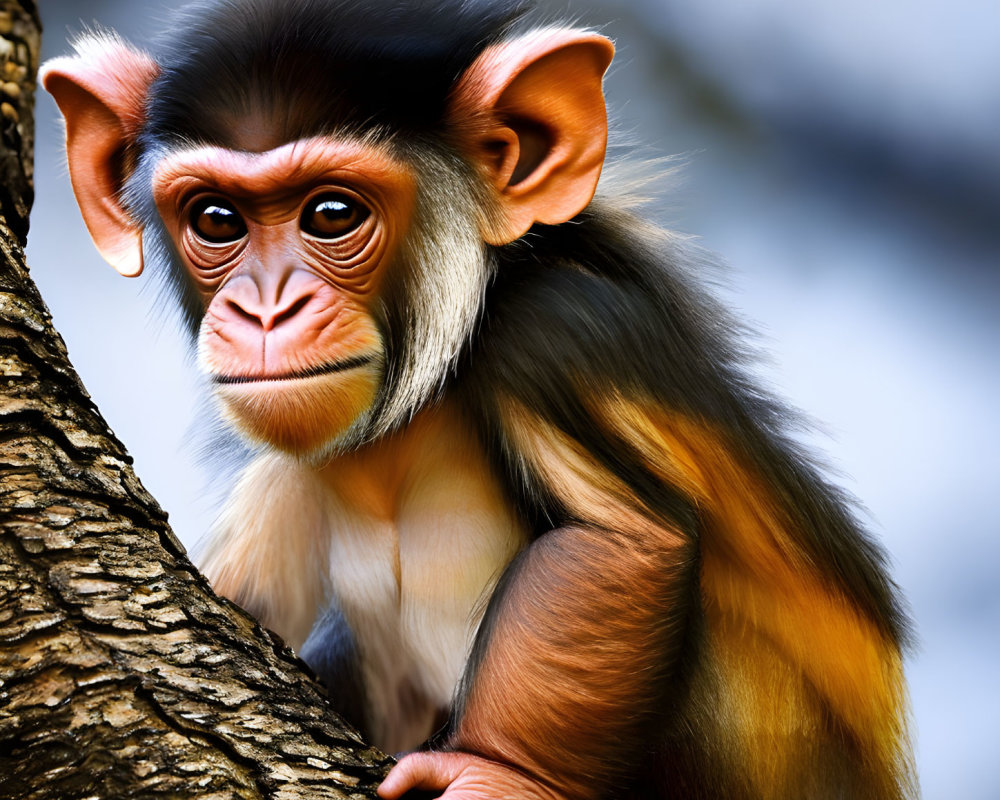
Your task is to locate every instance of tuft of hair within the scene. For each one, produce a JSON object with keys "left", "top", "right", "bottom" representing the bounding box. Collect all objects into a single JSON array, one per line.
[
  {"left": 143, "top": 0, "right": 531, "bottom": 150},
  {"left": 370, "top": 143, "right": 492, "bottom": 439}
]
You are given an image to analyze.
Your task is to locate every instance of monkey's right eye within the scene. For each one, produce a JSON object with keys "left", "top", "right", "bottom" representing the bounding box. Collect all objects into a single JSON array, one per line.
[
  {"left": 189, "top": 198, "right": 247, "bottom": 243},
  {"left": 301, "top": 193, "right": 370, "bottom": 239}
]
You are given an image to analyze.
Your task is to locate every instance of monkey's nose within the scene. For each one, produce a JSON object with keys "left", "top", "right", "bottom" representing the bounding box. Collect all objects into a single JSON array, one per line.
[
  {"left": 225, "top": 291, "right": 315, "bottom": 332},
  {"left": 218, "top": 268, "right": 325, "bottom": 332}
]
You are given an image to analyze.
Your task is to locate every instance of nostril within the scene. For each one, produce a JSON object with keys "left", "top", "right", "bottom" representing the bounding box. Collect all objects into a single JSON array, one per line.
[
  {"left": 222, "top": 289, "right": 316, "bottom": 331},
  {"left": 271, "top": 293, "right": 314, "bottom": 329},
  {"left": 226, "top": 298, "right": 264, "bottom": 327}
]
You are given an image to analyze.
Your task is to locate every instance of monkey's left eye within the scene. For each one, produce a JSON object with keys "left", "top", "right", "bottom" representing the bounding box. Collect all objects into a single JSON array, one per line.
[
  {"left": 190, "top": 198, "right": 247, "bottom": 243},
  {"left": 301, "top": 193, "right": 370, "bottom": 239}
]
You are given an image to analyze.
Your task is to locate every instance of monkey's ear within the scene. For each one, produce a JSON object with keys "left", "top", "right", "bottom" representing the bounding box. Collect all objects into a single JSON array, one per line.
[
  {"left": 449, "top": 29, "right": 614, "bottom": 245},
  {"left": 40, "top": 36, "right": 159, "bottom": 277}
]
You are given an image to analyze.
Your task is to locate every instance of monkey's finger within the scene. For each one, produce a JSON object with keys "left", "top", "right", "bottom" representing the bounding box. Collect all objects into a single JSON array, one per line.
[{"left": 378, "top": 752, "right": 464, "bottom": 798}]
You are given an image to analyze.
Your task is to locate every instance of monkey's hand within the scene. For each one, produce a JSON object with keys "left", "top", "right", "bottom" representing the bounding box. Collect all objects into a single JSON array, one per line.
[{"left": 379, "top": 751, "right": 562, "bottom": 800}]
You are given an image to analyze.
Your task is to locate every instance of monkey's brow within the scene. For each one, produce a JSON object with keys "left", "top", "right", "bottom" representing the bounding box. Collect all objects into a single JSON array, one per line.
[{"left": 153, "top": 137, "right": 409, "bottom": 200}]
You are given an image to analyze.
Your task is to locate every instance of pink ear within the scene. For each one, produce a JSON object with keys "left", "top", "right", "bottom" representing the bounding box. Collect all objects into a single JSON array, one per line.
[
  {"left": 40, "top": 35, "right": 160, "bottom": 277},
  {"left": 449, "top": 29, "right": 614, "bottom": 245}
]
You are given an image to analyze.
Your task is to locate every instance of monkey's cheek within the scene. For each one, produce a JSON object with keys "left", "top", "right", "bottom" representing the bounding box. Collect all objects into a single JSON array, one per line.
[{"left": 214, "top": 367, "right": 381, "bottom": 455}]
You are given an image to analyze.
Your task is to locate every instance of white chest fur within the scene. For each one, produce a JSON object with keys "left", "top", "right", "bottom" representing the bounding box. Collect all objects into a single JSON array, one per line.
[{"left": 199, "top": 401, "right": 529, "bottom": 751}]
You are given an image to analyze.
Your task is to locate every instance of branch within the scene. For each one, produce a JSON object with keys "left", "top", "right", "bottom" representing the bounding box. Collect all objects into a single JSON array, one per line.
[{"left": 0, "top": 3, "right": 391, "bottom": 796}]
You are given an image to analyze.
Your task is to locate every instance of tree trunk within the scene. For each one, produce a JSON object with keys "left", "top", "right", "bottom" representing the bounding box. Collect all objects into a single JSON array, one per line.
[{"left": 0, "top": 2, "right": 392, "bottom": 796}]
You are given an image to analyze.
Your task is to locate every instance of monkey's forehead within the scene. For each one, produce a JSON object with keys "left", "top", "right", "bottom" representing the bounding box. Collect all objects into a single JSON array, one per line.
[
  {"left": 143, "top": 0, "right": 529, "bottom": 147},
  {"left": 150, "top": 137, "right": 417, "bottom": 217}
]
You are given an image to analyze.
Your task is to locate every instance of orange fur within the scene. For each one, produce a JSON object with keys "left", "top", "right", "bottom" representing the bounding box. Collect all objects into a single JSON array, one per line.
[
  {"left": 457, "top": 523, "right": 690, "bottom": 798},
  {"left": 594, "top": 394, "right": 915, "bottom": 798},
  {"left": 450, "top": 396, "right": 915, "bottom": 799},
  {"left": 455, "top": 403, "right": 690, "bottom": 797}
]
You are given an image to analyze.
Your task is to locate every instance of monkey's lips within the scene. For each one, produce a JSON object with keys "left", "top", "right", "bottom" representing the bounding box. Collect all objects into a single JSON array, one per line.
[
  {"left": 211, "top": 354, "right": 382, "bottom": 455},
  {"left": 211, "top": 354, "right": 376, "bottom": 385}
]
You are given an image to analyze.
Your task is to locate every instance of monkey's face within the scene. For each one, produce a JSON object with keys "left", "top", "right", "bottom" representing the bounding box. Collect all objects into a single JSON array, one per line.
[
  {"left": 152, "top": 138, "right": 416, "bottom": 456},
  {"left": 43, "top": 29, "right": 612, "bottom": 459}
]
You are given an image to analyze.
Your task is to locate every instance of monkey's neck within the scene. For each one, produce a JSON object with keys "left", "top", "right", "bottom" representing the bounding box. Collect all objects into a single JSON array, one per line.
[{"left": 316, "top": 396, "right": 484, "bottom": 521}]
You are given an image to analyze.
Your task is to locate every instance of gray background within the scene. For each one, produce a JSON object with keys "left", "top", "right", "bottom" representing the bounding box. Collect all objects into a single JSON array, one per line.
[{"left": 29, "top": 1, "right": 1000, "bottom": 797}]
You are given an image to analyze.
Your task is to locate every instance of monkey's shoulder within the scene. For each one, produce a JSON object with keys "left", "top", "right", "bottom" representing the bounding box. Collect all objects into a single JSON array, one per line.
[{"left": 466, "top": 229, "right": 736, "bottom": 421}]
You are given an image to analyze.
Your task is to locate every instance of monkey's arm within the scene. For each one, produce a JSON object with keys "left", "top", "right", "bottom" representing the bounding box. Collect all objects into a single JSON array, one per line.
[{"left": 383, "top": 402, "right": 696, "bottom": 800}]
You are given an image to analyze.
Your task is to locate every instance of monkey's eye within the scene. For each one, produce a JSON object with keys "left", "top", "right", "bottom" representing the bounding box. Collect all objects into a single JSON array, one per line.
[
  {"left": 190, "top": 198, "right": 247, "bottom": 243},
  {"left": 301, "top": 193, "right": 370, "bottom": 239}
]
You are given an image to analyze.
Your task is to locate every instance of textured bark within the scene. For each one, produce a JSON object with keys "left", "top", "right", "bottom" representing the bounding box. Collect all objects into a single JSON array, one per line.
[{"left": 0, "top": 2, "right": 392, "bottom": 797}]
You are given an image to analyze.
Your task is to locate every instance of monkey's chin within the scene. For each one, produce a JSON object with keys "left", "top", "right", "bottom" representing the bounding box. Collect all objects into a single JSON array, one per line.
[{"left": 213, "top": 364, "right": 381, "bottom": 458}]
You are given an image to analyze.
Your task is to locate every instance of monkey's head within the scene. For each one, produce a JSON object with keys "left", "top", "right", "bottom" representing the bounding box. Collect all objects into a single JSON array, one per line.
[{"left": 41, "top": 0, "right": 613, "bottom": 459}]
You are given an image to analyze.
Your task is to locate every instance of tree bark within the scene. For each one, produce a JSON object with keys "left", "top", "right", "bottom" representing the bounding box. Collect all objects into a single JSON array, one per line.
[{"left": 0, "top": 2, "right": 392, "bottom": 797}]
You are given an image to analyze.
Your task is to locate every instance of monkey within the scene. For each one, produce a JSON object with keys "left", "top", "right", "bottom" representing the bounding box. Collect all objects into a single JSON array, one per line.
[{"left": 41, "top": 0, "right": 916, "bottom": 797}]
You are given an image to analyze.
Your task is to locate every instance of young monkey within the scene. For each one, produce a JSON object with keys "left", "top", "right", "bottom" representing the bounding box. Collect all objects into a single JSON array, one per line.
[{"left": 42, "top": 0, "right": 915, "bottom": 798}]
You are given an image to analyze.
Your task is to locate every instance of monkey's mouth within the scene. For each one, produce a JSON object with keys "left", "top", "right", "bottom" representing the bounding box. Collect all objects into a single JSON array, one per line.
[{"left": 212, "top": 355, "right": 376, "bottom": 385}]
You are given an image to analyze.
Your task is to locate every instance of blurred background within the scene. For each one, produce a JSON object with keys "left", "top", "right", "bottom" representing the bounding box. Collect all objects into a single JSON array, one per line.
[{"left": 29, "top": 1, "right": 998, "bottom": 797}]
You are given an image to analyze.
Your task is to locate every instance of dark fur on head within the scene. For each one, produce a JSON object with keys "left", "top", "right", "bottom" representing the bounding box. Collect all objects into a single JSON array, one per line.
[{"left": 144, "top": 0, "right": 530, "bottom": 150}]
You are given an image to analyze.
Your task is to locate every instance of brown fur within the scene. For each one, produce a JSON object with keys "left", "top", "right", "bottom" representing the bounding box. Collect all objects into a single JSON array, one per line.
[{"left": 447, "top": 395, "right": 914, "bottom": 799}]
